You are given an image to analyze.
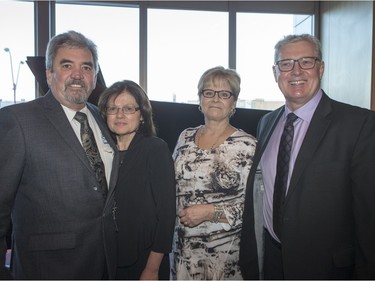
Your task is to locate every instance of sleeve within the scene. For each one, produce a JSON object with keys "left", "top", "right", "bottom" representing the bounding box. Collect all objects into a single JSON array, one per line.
[
  {"left": 352, "top": 110, "right": 375, "bottom": 279},
  {"left": 0, "top": 107, "right": 25, "bottom": 279},
  {"left": 239, "top": 136, "right": 260, "bottom": 280},
  {"left": 172, "top": 130, "right": 186, "bottom": 160},
  {"left": 222, "top": 134, "right": 256, "bottom": 229},
  {"left": 239, "top": 174, "right": 260, "bottom": 280},
  {"left": 148, "top": 139, "right": 177, "bottom": 254}
]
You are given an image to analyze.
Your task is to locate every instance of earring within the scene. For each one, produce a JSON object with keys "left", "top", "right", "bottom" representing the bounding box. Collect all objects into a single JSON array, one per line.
[
  {"left": 198, "top": 105, "right": 202, "bottom": 112},
  {"left": 230, "top": 108, "right": 236, "bottom": 118}
]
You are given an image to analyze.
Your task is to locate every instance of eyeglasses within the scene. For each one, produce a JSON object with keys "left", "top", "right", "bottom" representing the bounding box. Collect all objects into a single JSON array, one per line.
[
  {"left": 106, "top": 105, "right": 140, "bottom": 115},
  {"left": 275, "top": 57, "right": 320, "bottom": 72},
  {"left": 201, "top": 89, "right": 233, "bottom": 99}
]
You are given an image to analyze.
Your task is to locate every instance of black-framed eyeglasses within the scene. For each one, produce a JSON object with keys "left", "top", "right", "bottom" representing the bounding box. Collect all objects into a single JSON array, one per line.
[
  {"left": 275, "top": 57, "right": 320, "bottom": 72},
  {"left": 106, "top": 105, "right": 140, "bottom": 115},
  {"left": 201, "top": 89, "right": 233, "bottom": 99}
]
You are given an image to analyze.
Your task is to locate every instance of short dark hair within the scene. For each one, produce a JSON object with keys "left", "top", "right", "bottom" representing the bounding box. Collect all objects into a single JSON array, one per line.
[{"left": 98, "top": 80, "right": 156, "bottom": 137}]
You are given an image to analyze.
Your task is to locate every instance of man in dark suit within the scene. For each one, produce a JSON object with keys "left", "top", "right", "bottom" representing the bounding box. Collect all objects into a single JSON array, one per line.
[
  {"left": 0, "top": 30, "right": 119, "bottom": 279},
  {"left": 240, "top": 34, "right": 375, "bottom": 279}
]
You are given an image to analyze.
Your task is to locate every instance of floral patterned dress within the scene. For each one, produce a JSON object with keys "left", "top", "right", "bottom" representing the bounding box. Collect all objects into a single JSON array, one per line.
[{"left": 171, "top": 125, "right": 256, "bottom": 280}]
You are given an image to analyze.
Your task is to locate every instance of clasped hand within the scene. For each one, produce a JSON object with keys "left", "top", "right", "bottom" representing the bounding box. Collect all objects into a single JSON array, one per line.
[{"left": 178, "top": 204, "right": 213, "bottom": 227}]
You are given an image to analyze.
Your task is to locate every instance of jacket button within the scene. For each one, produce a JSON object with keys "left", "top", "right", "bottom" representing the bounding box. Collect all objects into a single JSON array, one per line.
[{"left": 93, "top": 186, "right": 98, "bottom": 191}]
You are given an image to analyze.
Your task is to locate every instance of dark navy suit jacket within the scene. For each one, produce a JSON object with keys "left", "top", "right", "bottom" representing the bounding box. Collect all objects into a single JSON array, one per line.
[{"left": 240, "top": 92, "right": 375, "bottom": 279}]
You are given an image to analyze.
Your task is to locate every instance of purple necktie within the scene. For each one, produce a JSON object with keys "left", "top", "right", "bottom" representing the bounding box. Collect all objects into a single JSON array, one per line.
[
  {"left": 74, "top": 112, "right": 108, "bottom": 200},
  {"left": 273, "top": 112, "right": 298, "bottom": 240}
]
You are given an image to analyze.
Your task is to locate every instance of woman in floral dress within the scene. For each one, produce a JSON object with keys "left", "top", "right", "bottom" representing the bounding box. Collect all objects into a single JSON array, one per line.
[{"left": 171, "top": 66, "right": 256, "bottom": 280}]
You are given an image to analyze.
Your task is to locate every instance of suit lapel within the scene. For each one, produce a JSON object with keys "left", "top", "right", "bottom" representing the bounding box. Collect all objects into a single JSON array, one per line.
[
  {"left": 285, "top": 93, "right": 333, "bottom": 203},
  {"left": 254, "top": 107, "right": 284, "bottom": 168},
  {"left": 42, "top": 92, "right": 92, "bottom": 171},
  {"left": 42, "top": 92, "right": 119, "bottom": 209}
]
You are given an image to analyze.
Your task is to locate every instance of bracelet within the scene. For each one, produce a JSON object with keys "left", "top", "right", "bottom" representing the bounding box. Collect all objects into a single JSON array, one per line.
[{"left": 211, "top": 204, "right": 224, "bottom": 223}]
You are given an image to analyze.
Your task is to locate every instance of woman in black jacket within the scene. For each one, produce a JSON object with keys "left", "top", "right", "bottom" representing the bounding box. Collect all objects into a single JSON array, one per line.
[{"left": 99, "top": 80, "right": 176, "bottom": 280}]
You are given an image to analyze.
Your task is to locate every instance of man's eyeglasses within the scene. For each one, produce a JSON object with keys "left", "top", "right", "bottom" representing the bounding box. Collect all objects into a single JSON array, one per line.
[
  {"left": 275, "top": 57, "right": 320, "bottom": 72},
  {"left": 106, "top": 105, "right": 140, "bottom": 115},
  {"left": 201, "top": 89, "right": 233, "bottom": 99}
]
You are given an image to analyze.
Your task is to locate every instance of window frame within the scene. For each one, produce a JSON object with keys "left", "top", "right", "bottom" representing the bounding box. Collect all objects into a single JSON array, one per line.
[{"left": 32, "top": 1, "right": 318, "bottom": 102}]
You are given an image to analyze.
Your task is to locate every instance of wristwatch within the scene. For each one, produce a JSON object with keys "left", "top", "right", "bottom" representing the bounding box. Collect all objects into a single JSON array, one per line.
[{"left": 211, "top": 204, "right": 224, "bottom": 223}]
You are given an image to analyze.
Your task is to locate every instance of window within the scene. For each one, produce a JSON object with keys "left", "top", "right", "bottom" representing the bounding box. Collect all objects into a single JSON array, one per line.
[
  {"left": 147, "top": 9, "right": 228, "bottom": 104},
  {"left": 0, "top": 1, "right": 34, "bottom": 107},
  {"left": 3, "top": 1, "right": 315, "bottom": 111},
  {"left": 56, "top": 3, "right": 139, "bottom": 88},
  {"left": 236, "top": 13, "right": 313, "bottom": 109}
]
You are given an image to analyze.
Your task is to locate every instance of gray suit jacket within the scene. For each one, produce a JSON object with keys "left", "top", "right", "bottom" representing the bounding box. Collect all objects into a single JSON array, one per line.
[
  {"left": 0, "top": 92, "right": 119, "bottom": 279},
  {"left": 240, "top": 92, "right": 375, "bottom": 279}
]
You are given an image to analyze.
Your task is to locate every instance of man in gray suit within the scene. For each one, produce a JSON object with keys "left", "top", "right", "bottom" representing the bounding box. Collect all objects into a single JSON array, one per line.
[
  {"left": 240, "top": 34, "right": 375, "bottom": 279},
  {"left": 0, "top": 30, "right": 119, "bottom": 279}
]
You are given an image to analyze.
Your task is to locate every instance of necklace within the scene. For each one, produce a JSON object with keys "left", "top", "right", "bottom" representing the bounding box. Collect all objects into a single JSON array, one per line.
[{"left": 196, "top": 124, "right": 230, "bottom": 149}]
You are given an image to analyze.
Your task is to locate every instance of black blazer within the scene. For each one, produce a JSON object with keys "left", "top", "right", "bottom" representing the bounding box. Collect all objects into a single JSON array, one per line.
[
  {"left": 0, "top": 92, "right": 119, "bottom": 279},
  {"left": 116, "top": 134, "right": 176, "bottom": 267},
  {"left": 240, "top": 92, "right": 375, "bottom": 279}
]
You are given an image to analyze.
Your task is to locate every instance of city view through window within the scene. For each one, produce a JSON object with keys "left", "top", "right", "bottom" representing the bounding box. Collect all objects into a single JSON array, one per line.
[{"left": 1, "top": 2, "right": 312, "bottom": 110}]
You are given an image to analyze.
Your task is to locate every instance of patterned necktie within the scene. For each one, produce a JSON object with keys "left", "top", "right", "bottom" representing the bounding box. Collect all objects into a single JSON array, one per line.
[
  {"left": 74, "top": 112, "right": 108, "bottom": 200},
  {"left": 273, "top": 112, "right": 298, "bottom": 240}
]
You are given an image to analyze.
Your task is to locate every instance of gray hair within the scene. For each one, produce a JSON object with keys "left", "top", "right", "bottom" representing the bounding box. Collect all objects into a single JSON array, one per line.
[
  {"left": 197, "top": 66, "right": 241, "bottom": 101},
  {"left": 45, "top": 30, "right": 99, "bottom": 74},
  {"left": 274, "top": 34, "right": 322, "bottom": 63}
]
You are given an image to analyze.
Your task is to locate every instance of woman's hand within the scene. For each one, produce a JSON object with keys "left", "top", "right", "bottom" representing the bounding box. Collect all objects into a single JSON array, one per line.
[{"left": 178, "top": 204, "right": 214, "bottom": 227}]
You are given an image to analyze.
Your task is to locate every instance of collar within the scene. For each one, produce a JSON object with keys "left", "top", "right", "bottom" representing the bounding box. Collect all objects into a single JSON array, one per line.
[
  {"left": 61, "top": 104, "right": 89, "bottom": 122},
  {"left": 284, "top": 89, "right": 323, "bottom": 123}
]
